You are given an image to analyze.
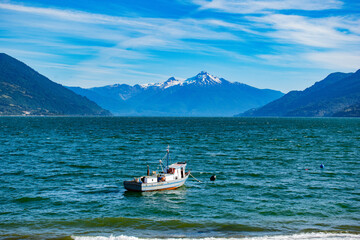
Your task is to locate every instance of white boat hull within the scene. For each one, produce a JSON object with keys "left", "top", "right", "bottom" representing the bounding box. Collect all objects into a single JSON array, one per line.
[{"left": 124, "top": 174, "right": 189, "bottom": 192}]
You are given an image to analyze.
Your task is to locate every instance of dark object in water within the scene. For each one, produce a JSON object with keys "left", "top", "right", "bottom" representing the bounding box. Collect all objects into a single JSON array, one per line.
[
  {"left": 320, "top": 164, "right": 324, "bottom": 169},
  {"left": 210, "top": 175, "right": 216, "bottom": 181}
]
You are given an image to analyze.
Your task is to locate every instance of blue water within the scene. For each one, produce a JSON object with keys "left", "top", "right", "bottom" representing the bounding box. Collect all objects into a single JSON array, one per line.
[{"left": 0, "top": 117, "right": 359, "bottom": 240}]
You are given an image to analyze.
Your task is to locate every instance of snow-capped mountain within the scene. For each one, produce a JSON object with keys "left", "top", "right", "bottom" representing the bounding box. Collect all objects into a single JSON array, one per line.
[
  {"left": 184, "top": 71, "right": 224, "bottom": 85},
  {"left": 68, "top": 72, "right": 284, "bottom": 116}
]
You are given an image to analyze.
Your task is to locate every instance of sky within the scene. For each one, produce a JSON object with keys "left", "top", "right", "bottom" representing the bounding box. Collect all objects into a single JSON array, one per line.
[{"left": 0, "top": 0, "right": 359, "bottom": 92}]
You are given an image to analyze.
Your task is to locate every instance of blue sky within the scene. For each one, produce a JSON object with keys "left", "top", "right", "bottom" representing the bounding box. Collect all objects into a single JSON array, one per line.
[{"left": 0, "top": 0, "right": 359, "bottom": 92}]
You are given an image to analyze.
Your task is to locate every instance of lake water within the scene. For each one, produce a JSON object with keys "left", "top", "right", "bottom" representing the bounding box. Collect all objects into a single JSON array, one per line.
[{"left": 0, "top": 117, "right": 359, "bottom": 240}]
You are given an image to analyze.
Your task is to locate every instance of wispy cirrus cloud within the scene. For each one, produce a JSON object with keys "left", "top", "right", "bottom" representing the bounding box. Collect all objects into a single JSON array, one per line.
[
  {"left": 305, "top": 51, "right": 360, "bottom": 69},
  {"left": 248, "top": 14, "right": 360, "bottom": 48},
  {"left": 0, "top": 2, "right": 241, "bottom": 42},
  {"left": 0, "top": 1, "right": 249, "bottom": 86},
  {"left": 0, "top": 2, "right": 153, "bottom": 25},
  {"left": 192, "top": 0, "right": 343, "bottom": 14},
  {"left": 0, "top": 2, "right": 246, "bottom": 57},
  {"left": 191, "top": 0, "right": 360, "bottom": 72},
  {"left": 248, "top": 13, "right": 360, "bottom": 70}
]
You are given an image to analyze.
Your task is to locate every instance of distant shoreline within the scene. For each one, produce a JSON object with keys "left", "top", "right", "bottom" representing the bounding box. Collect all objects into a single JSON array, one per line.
[{"left": 0, "top": 115, "right": 359, "bottom": 119}]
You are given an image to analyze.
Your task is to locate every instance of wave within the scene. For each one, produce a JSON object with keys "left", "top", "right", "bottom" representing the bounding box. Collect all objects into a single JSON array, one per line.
[{"left": 72, "top": 233, "right": 360, "bottom": 240}]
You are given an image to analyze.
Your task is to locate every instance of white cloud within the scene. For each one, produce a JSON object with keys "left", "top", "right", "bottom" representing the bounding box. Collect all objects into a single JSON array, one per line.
[
  {"left": 248, "top": 14, "right": 360, "bottom": 48},
  {"left": 192, "top": 0, "right": 342, "bottom": 14},
  {"left": 0, "top": 48, "right": 56, "bottom": 58},
  {"left": 250, "top": 12, "right": 360, "bottom": 71},
  {"left": 0, "top": 1, "right": 246, "bottom": 63},
  {"left": 305, "top": 51, "right": 360, "bottom": 70},
  {"left": 0, "top": 1, "right": 250, "bottom": 86},
  {"left": 0, "top": 2, "right": 239, "bottom": 42},
  {"left": 0, "top": 2, "right": 152, "bottom": 26},
  {"left": 255, "top": 49, "right": 360, "bottom": 72}
]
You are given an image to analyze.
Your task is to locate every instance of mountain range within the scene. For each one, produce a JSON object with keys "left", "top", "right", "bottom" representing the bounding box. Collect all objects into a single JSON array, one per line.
[
  {"left": 239, "top": 69, "right": 360, "bottom": 117},
  {"left": 0, "top": 53, "right": 111, "bottom": 116},
  {"left": 2, "top": 52, "right": 358, "bottom": 117},
  {"left": 68, "top": 72, "right": 284, "bottom": 116}
]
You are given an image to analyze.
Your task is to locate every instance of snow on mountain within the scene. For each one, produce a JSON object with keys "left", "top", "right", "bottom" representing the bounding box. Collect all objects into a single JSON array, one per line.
[
  {"left": 184, "top": 71, "right": 223, "bottom": 85},
  {"left": 163, "top": 77, "right": 183, "bottom": 89},
  {"left": 139, "top": 77, "right": 181, "bottom": 89},
  {"left": 139, "top": 72, "right": 224, "bottom": 89},
  {"left": 139, "top": 82, "right": 162, "bottom": 89}
]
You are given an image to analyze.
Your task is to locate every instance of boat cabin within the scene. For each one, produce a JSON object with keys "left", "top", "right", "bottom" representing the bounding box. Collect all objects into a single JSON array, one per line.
[
  {"left": 165, "top": 162, "right": 186, "bottom": 181},
  {"left": 138, "top": 162, "right": 187, "bottom": 183}
]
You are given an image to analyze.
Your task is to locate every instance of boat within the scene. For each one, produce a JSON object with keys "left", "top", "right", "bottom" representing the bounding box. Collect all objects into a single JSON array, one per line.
[{"left": 123, "top": 146, "right": 190, "bottom": 192}]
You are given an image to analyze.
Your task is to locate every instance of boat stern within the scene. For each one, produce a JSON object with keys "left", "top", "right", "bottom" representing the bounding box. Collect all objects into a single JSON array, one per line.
[{"left": 123, "top": 180, "right": 142, "bottom": 192}]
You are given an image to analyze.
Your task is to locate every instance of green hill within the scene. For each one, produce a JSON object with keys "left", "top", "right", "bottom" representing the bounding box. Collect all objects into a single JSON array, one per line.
[
  {"left": 240, "top": 70, "right": 360, "bottom": 117},
  {"left": 0, "top": 53, "right": 111, "bottom": 116}
]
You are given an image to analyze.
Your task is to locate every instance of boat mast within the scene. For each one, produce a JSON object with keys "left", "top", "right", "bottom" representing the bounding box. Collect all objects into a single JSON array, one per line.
[{"left": 166, "top": 145, "right": 170, "bottom": 171}]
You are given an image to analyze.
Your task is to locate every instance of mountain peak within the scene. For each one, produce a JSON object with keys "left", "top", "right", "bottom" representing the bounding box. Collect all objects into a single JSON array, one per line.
[
  {"left": 165, "top": 77, "right": 176, "bottom": 82},
  {"left": 163, "top": 77, "right": 182, "bottom": 88},
  {"left": 186, "top": 71, "right": 222, "bottom": 85},
  {"left": 196, "top": 71, "right": 211, "bottom": 77}
]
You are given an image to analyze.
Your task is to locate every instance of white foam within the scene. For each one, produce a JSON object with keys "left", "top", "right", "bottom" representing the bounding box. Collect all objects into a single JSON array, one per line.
[{"left": 72, "top": 233, "right": 360, "bottom": 240}]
